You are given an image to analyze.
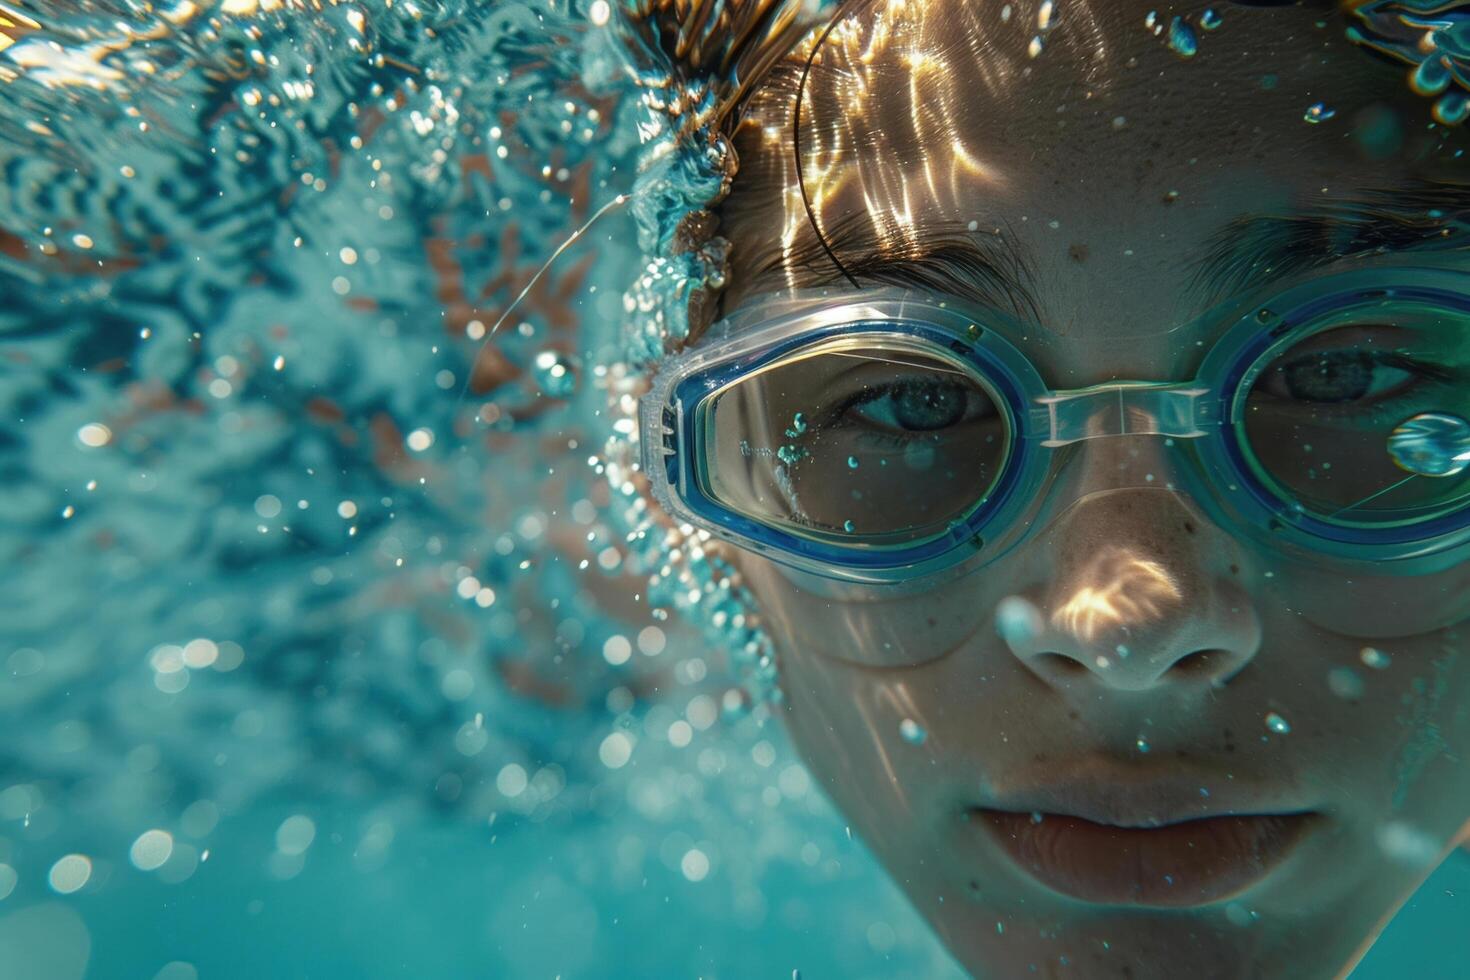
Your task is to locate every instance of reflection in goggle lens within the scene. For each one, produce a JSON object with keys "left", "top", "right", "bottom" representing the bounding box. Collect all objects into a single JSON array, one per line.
[
  {"left": 1240, "top": 304, "right": 1470, "bottom": 526},
  {"left": 699, "top": 337, "right": 1009, "bottom": 547}
]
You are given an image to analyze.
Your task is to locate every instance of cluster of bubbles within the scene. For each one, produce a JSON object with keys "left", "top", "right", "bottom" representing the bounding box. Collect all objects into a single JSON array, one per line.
[
  {"left": 0, "top": 1, "right": 893, "bottom": 959},
  {"left": 0, "top": 0, "right": 633, "bottom": 871},
  {"left": 1350, "top": 0, "right": 1470, "bottom": 127},
  {"left": 1143, "top": 7, "right": 1222, "bottom": 60}
]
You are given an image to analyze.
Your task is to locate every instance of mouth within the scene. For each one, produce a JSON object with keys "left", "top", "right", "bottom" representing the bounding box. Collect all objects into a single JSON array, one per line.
[{"left": 970, "top": 806, "right": 1320, "bottom": 907}]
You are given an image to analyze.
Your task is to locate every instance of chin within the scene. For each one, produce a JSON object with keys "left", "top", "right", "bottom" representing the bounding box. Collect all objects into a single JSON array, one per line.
[{"left": 919, "top": 889, "right": 1377, "bottom": 980}]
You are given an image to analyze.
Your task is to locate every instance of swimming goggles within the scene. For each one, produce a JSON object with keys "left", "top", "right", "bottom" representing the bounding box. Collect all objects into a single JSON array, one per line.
[{"left": 639, "top": 265, "right": 1470, "bottom": 584}]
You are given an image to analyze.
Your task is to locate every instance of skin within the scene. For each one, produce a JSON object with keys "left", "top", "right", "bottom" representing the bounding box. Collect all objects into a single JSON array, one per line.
[{"left": 682, "top": 0, "right": 1470, "bottom": 977}]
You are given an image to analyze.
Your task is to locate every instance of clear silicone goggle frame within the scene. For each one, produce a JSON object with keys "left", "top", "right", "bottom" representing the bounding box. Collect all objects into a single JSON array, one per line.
[{"left": 639, "top": 266, "right": 1470, "bottom": 584}]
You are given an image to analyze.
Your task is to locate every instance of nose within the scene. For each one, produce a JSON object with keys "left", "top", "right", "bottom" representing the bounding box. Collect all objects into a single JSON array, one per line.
[{"left": 999, "top": 486, "right": 1262, "bottom": 693}]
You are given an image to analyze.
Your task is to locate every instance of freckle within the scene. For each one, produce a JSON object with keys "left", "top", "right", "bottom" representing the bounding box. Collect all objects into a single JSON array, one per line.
[
  {"left": 968, "top": 880, "right": 981, "bottom": 892},
  {"left": 927, "top": 618, "right": 937, "bottom": 628},
  {"left": 1068, "top": 710, "right": 1080, "bottom": 721},
  {"left": 1230, "top": 564, "right": 1239, "bottom": 575},
  {"left": 1183, "top": 521, "right": 1195, "bottom": 534},
  {"left": 1068, "top": 242, "right": 1089, "bottom": 262}
]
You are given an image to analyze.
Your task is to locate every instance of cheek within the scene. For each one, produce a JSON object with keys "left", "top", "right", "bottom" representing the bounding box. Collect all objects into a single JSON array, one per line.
[
  {"left": 773, "top": 641, "right": 932, "bottom": 833},
  {"left": 736, "top": 553, "right": 1007, "bottom": 668},
  {"left": 771, "top": 625, "right": 1029, "bottom": 886},
  {"left": 1269, "top": 560, "right": 1470, "bottom": 640},
  {"left": 1334, "top": 622, "right": 1470, "bottom": 842}
]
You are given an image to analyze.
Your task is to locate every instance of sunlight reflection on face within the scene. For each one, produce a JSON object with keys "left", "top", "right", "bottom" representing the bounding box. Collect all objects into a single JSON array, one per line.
[{"left": 1050, "top": 547, "right": 1183, "bottom": 643}]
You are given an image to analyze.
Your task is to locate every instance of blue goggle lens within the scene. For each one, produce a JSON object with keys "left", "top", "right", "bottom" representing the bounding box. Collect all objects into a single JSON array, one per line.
[
  {"left": 1238, "top": 301, "right": 1470, "bottom": 528},
  {"left": 695, "top": 335, "right": 1012, "bottom": 549}
]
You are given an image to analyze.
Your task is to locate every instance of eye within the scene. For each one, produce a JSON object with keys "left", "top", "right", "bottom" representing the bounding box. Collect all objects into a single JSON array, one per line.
[
  {"left": 1271, "top": 349, "right": 1413, "bottom": 404},
  {"left": 845, "top": 376, "right": 995, "bottom": 434},
  {"left": 1254, "top": 326, "right": 1459, "bottom": 410}
]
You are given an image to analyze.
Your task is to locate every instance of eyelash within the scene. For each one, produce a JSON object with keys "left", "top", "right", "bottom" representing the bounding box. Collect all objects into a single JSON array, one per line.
[
  {"left": 853, "top": 428, "right": 922, "bottom": 451},
  {"left": 829, "top": 382, "right": 922, "bottom": 446}
]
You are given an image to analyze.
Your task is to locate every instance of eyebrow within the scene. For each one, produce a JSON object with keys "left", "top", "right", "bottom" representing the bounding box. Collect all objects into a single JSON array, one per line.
[
  {"left": 744, "top": 209, "right": 1045, "bottom": 324},
  {"left": 1187, "top": 177, "right": 1470, "bottom": 306},
  {"left": 737, "top": 177, "right": 1470, "bottom": 323}
]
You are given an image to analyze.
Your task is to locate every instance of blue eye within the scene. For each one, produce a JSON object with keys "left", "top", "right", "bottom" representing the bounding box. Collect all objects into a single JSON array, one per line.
[
  {"left": 1277, "top": 350, "right": 1408, "bottom": 403},
  {"left": 845, "top": 376, "right": 995, "bottom": 434},
  {"left": 1266, "top": 348, "right": 1447, "bottom": 406}
]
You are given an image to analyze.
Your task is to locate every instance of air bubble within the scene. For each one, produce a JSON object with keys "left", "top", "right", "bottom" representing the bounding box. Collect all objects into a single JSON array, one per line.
[
  {"left": 777, "top": 445, "right": 807, "bottom": 466},
  {"left": 899, "top": 718, "right": 927, "bottom": 745},
  {"left": 1377, "top": 820, "right": 1439, "bottom": 866},
  {"left": 77, "top": 423, "right": 112, "bottom": 448},
  {"left": 48, "top": 854, "right": 91, "bottom": 894},
  {"left": 1413, "top": 57, "right": 1454, "bottom": 97},
  {"left": 1037, "top": 0, "right": 1055, "bottom": 31},
  {"left": 995, "top": 596, "right": 1044, "bottom": 645},
  {"left": 1327, "top": 666, "right": 1364, "bottom": 700},
  {"left": 1304, "top": 102, "right": 1336, "bottom": 124},
  {"left": 1167, "top": 17, "right": 1198, "bottom": 58},
  {"left": 131, "top": 829, "right": 175, "bottom": 871},
  {"left": 1264, "top": 711, "right": 1291, "bottom": 734},
  {"left": 1224, "top": 902, "right": 1256, "bottom": 927},
  {"left": 1386, "top": 412, "right": 1470, "bottom": 477},
  {"left": 721, "top": 687, "right": 752, "bottom": 720},
  {"left": 1360, "top": 647, "right": 1392, "bottom": 670},
  {"left": 533, "top": 349, "right": 579, "bottom": 398},
  {"left": 1433, "top": 91, "right": 1470, "bottom": 126}
]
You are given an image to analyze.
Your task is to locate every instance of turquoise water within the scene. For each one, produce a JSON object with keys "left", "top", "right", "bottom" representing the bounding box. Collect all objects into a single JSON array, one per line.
[
  {"left": 1, "top": 1, "right": 1468, "bottom": 976},
  {"left": 1, "top": 784, "right": 1466, "bottom": 977}
]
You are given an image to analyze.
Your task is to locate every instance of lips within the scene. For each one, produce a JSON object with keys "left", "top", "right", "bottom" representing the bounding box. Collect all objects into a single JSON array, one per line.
[{"left": 974, "top": 807, "right": 1319, "bottom": 907}]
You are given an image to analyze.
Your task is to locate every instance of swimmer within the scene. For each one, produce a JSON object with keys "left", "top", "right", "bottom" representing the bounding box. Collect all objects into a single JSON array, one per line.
[{"left": 628, "top": 0, "right": 1470, "bottom": 976}]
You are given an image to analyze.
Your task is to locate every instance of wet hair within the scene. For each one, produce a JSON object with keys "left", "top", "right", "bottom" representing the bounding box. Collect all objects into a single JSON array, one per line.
[
  {"left": 728, "top": 0, "right": 1358, "bottom": 292},
  {"left": 791, "top": 0, "right": 866, "bottom": 289}
]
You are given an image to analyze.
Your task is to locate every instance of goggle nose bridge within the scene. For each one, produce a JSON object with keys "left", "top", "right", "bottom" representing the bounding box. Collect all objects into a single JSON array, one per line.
[{"left": 1034, "top": 382, "right": 1217, "bottom": 448}]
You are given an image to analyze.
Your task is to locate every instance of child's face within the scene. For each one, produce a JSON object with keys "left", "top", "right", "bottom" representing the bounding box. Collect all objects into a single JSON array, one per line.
[{"left": 707, "top": 0, "right": 1470, "bottom": 976}]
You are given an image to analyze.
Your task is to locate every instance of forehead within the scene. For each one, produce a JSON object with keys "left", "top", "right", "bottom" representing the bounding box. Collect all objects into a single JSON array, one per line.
[{"left": 717, "top": 0, "right": 1468, "bottom": 375}]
